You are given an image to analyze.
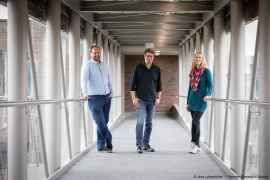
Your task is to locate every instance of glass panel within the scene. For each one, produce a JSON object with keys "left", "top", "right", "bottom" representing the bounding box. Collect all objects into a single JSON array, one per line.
[
  {"left": 0, "top": 5, "right": 8, "bottom": 180},
  {"left": 0, "top": 52, "right": 7, "bottom": 97},
  {"left": 60, "top": 33, "right": 70, "bottom": 166},
  {"left": 60, "top": 103, "right": 69, "bottom": 166},
  {"left": 27, "top": 17, "right": 47, "bottom": 180},
  {"left": 244, "top": 19, "right": 259, "bottom": 176},
  {"left": 28, "top": 18, "right": 46, "bottom": 100},
  {"left": 245, "top": 109, "right": 259, "bottom": 176},
  {"left": 80, "top": 40, "right": 86, "bottom": 151},
  {"left": 224, "top": 33, "right": 231, "bottom": 166},
  {"left": 27, "top": 105, "right": 46, "bottom": 180},
  {"left": 0, "top": 4, "right": 7, "bottom": 97},
  {"left": 0, "top": 107, "right": 8, "bottom": 180}
]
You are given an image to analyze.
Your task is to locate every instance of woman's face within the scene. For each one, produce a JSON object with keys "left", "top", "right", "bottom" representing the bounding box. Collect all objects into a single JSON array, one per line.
[{"left": 195, "top": 54, "right": 203, "bottom": 66}]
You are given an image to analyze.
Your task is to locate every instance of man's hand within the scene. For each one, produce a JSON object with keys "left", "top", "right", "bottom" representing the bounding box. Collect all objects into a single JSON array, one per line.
[
  {"left": 203, "top": 96, "right": 210, "bottom": 102},
  {"left": 108, "top": 94, "right": 113, "bottom": 98},
  {"left": 133, "top": 98, "right": 140, "bottom": 108},
  {"left": 186, "top": 105, "right": 190, "bottom": 112},
  {"left": 155, "top": 98, "right": 160, "bottom": 105},
  {"left": 83, "top": 95, "right": 89, "bottom": 101}
]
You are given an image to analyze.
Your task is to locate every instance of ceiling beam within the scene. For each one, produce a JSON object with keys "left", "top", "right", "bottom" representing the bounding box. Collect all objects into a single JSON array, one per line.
[
  {"left": 81, "top": 1, "right": 213, "bottom": 12},
  {"left": 109, "top": 30, "right": 190, "bottom": 36},
  {"left": 120, "top": 42, "right": 179, "bottom": 47},
  {"left": 94, "top": 13, "right": 203, "bottom": 23},
  {"left": 102, "top": 23, "right": 195, "bottom": 30},
  {"left": 114, "top": 36, "right": 185, "bottom": 41}
]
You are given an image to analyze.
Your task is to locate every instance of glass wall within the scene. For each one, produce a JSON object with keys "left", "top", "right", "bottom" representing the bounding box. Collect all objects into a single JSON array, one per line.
[
  {"left": 244, "top": 19, "right": 259, "bottom": 176},
  {"left": 28, "top": 18, "right": 47, "bottom": 180},
  {"left": 0, "top": 4, "right": 8, "bottom": 180}
]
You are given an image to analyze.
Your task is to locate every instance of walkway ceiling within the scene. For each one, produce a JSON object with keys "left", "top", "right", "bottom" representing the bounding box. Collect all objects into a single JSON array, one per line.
[{"left": 80, "top": 0, "right": 219, "bottom": 54}]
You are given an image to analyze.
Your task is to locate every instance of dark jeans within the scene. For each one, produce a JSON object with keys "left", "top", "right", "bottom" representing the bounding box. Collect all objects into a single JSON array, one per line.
[
  {"left": 135, "top": 99, "right": 156, "bottom": 147},
  {"left": 190, "top": 111, "right": 203, "bottom": 148},
  {"left": 88, "top": 94, "right": 112, "bottom": 150}
]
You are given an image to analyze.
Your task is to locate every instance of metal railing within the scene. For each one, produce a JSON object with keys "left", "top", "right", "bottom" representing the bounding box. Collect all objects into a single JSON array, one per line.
[
  {"left": 177, "top": 95, "right": 270, "bottom": 176},
  {"left": 0, "top": 95, "right": 124, "bottom": 180}
]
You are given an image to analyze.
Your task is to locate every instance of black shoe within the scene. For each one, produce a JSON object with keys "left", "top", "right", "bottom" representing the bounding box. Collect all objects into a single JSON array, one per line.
[
  {"left": 142, "top": 145, "right": 155, "bottom": 152},
  {"left": 98, "top": 147, "right": 112, "bottom": 153},
  {"left": 106, "top": 141, "right": 113, "bottom": 150},
  {"left": 137, "top": 146, "right": 143, "bottom": 154}
]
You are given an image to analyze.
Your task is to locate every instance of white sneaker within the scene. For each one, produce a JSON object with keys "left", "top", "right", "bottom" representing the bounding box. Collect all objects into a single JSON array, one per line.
[
  {"left": 190, "top": 145, "right": 198, "bottom": 154},
  {"left": 189, "top": 142, "right": 195, "bottom": 153},
  {"left": 197, "top": 147, "right": 201, "bottom": 153}
]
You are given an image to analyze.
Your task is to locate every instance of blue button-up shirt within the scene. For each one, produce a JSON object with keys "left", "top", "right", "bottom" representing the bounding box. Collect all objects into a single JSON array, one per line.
[{"left": 81, "top": 60, "right": 113, "bottom": 96}]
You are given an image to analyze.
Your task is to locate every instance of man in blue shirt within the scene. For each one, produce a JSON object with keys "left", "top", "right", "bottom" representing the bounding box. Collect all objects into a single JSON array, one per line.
[
  {"left": 130, "top": 49, "right": 162, "bottom": 154},
  {"left": 81, "top": 45, "right": 114, "bottom": 153}
]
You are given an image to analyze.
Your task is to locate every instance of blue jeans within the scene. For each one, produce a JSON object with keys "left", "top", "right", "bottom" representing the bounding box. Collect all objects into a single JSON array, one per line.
[
  {"left": 88, "top": 94, "right": 112, "bottom": 150},
  {"left": 135, "top": 99, "right": 156, "bottom": 147}
]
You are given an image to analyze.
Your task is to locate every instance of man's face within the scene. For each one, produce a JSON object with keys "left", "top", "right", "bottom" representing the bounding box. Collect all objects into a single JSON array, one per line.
[
  {"left": 90, "top": 47, "right": 100, "bottom": 61},
  {"left": 144, "top": 52, "right": 154, "bottom": 65}
]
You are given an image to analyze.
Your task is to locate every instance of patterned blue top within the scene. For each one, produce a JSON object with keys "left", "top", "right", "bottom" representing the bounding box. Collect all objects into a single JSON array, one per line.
[{"left": 187, "top": 68, "right": 213, "bottom": 113}]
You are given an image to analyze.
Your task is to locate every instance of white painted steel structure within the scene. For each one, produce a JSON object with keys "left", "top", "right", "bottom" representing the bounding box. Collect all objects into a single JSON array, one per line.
[
  {"left": 7, "top": 0, "right": 28, "bottom": 179},
  {"left": 258, "top": 0, "right": 270, "bottom": 176},
  {"left": 1, "top": 0, "right": 270, "bottom": 180},
  {"left": 83, "top": 22, "right": 94, "bottom": 145},
  {"left": 69, "top": 11, "right": 81, "bottom": 157},
  {"left": 44, "top": 0, "right": 62, "bottom": 175}
]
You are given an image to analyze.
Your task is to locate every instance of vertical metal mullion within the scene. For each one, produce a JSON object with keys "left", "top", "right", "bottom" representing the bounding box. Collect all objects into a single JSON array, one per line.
[
  {"left": 59, "top": 41, "right": 73, "bottom": 159},
  {"left": 208, "top": 102, "right": 214, "bottom": 148},
  {"left": 241, "top": 21, "right": 259, "bottom": 176},
  {"left": 221, "top": 44, "right": 231, "bottom": 161},
  {"left": 27, "top": 15, "right": 49, "bottom": 178},
  {"left": 81, "top": 103, "right": 88, "bottom": 147}
]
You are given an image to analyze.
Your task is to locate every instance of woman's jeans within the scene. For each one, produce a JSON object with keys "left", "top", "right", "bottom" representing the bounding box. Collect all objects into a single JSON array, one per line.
[
  {"left": 135, "top": 99, "right": 156, "bottom": 147},
  {"left": 190, "top": 111, "right": 203, "bottom": 148},
  {"left": 88, "top": 94, "right": 112, "bottom": 150}
]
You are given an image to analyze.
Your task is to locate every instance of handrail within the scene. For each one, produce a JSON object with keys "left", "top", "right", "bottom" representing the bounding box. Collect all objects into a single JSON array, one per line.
[
  {"left": 177, "top": 95, "right": 270, "bottom": 106},
  {"left": 0, "top": 95, "right": 124, "bottom": 108}
]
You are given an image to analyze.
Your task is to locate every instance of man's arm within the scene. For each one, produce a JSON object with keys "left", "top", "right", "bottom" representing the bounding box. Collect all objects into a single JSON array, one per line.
[
  {"left": 81, "top": 64, "right": 89, "bottom": 101},
  {"left": 108, "top": 73, "right": 114, "bottom": 96},
  {"left": 155, "top": 91, "right": 162, "bottom": 105},
  {"left": 131, "top": 91, "right": 140, "bottom": 107}
]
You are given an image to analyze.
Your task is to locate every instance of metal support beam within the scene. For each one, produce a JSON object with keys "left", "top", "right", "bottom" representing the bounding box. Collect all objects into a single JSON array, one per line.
[
  {"left": 94, "top": 14, "right": 202, "bottom": 23},
  {"left": 109, "top": 30, "right": 190, "bottom": 36},
  {"left": 81, "top": 1, "right": 213, "bottom": 12},
  {"left": 213, "top": 10, "right": 226, "bottom": 159},
  {"left": 258, "top": 0, "right": 270, "bottom": 177},
  {"left": 103, "top": 23, "right": 195, "bottom": 30},
  {"left": 7, "top": 0, "right": 28, "bottom": 179},
  {"left": 195, "top": 32, "right": 201, "bottom": 52},
  {"left": 45, "top": 0, "right": 61, "bottom": 175},
  {"left": 83, "top": 22, "right": 93, "bottom": 146},
  {"left": 203, "top": 21, "right": 214, "bottom": 147},
  {"left": 230, "top": 0, "right": 246, "bottom": 175},
  {"left": 69, "top": 11, "right": 81, "bottom": 156}
]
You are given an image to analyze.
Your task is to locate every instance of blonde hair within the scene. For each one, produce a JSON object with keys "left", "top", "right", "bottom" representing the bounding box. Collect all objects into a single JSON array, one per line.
[{"left": 191, "top": 52, "right": 208, "bottom": 70}]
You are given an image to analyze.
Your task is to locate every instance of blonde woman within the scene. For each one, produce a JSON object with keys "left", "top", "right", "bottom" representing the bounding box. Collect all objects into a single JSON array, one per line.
[{"left": 186, "top": 52, "right": 213, "bottom": 154}]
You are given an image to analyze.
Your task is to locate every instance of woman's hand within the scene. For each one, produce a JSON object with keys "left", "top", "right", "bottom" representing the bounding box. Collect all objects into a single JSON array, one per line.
[
  {"left": 203, "top": 96, "right": 210, "bottom": 102},
  {"left": 186, "top": 105, "right": 190, "bottom": 112}
]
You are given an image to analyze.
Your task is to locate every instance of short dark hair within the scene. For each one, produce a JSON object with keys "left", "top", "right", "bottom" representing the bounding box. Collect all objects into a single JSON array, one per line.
[
  {"left": 144, "top": 48, "right": 154, "bottom": 55},
  {"left": 90, "top": 45, "right": 100, "bottom": 53}
]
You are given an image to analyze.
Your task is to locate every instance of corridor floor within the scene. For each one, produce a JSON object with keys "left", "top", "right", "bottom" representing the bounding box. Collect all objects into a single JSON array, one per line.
[{"left": 59, "top": 114, "right": 228, "bottom": 180}]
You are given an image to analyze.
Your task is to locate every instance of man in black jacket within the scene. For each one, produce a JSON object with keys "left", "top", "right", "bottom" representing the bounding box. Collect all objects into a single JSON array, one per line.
[{"left": 130, "top": 48, "right": 162, "bottom": 154}]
